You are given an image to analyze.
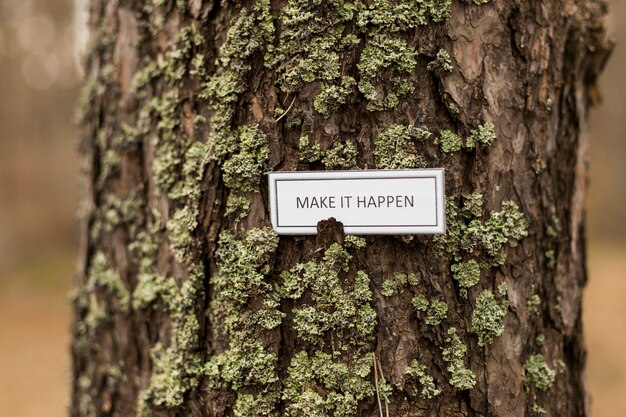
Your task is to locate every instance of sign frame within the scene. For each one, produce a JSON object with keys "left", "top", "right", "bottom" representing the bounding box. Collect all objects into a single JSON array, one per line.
[{"left": 268, "top": 169, "right": 445, "bottom": 235}]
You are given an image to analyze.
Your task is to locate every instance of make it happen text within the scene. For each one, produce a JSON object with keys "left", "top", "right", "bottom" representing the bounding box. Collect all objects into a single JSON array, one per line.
[{"left": 295, "top": 195, "right": 415, "bottom": 209}]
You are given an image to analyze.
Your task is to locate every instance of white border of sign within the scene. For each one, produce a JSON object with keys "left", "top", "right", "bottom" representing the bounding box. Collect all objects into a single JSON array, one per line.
[{"left": 268, "top": 169, "right": 445, "bottom": 235}]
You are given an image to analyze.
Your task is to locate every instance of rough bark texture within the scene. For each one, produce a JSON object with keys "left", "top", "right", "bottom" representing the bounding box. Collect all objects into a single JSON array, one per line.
[{"left": 71, "top": 1, "right": 610, "bottom": 416}]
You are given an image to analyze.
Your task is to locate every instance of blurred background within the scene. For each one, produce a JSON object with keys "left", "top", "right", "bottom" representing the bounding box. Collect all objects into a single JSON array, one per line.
[{"left": 0, "top": 1, "right": 623, "bottom": 416}]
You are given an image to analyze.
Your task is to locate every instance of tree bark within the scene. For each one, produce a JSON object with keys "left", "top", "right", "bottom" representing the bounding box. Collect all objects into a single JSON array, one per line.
[{"left": 71, "top": 1, "right": 610, "bottom": 416}]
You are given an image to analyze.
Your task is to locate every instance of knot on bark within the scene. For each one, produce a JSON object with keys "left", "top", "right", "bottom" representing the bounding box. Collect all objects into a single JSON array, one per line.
[{"left": 316, "top": 217, "right": 345, "bottom": 253}]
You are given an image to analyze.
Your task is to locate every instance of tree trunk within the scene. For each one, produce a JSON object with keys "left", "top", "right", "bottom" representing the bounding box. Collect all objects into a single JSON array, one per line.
[{"left": 71, "top": 1, "right": 610, "bottom": 416}]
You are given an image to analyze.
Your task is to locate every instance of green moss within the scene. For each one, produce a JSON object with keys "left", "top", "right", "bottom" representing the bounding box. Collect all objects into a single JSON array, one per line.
[
  {"left": 412, "top": 294, "right": 429, "bottom": 312},
  {"left": 255, "top": 294, "right": 286, "bottom": 330},
  {"left": 145, "top": 275, "right": 201, "bottom": 350},
  {"left": 344, "top": 235, "right": 367, "bottom": 249},
  {"left": 233, "top": 391, "right": 280, "bottom": 417},
  {"left": 527, "top": 294, "right": 541, "bottom": 315},
  {"left": 425, "top": 0, "right": 453, "bottom": 22},
  {"left": 76, "top": 76, "right": 99, "bottom": 122},
  {"left": 138, "top": 281, "right": 204, "bottom": 414},
  {"left": 381, "top": 272, "right": 418, "bottom": 297},
  {"left": 202, "top": 0, "right": 274, "bottom": 180},
  {"left": 412, "top": 294, "right": 447, "bottom": 325},
  {"left": 76, "top": 375, "right": 95, "bottom": 416},
  {"left": 321, "top": 141, "right": 358, "bottom": 169},
  {"left": 355, "top": 0, "right": 452, "bottom": 110},
  {"left": 435, "top": 195, "right": 527, "bottom": 265},
  {"left": 314, "top": 76, "right": 356, "bottom": 118},
  {"left": 97, "top": 149, "right": 121, "bottom": 188},
  {"left": 356, "top": 33, "right": 416, "bottom": 111},
  {"left": 404, "top": 272, "right": 420, "bottom": 285},
  {"left": 133, "top": 262, "right": 205, "bottom": 413},
  {"left": 461, "top": 192, "right": 483, "bottom": 218},
  {"left": 132, "top": 273, "right": 178, "bottom": 310},
  {"left": 298, "top": 135, "right": 324, "bottom": 163},
  {"left": 427, "top": 48, "right": 453, "bottom": 73},
  {"left": 437, "top": 200, "right": 528, "bottom": 266},
  {"left": 151, "top": 89, "right": 180, "bottom": 143},
  {"left": 152, "top": 143, "right": 181, "bottom": 195},
  {"left": 463, "top": 0, "right": 491, "bottom": 5},
  {"left": 381, "top": 279, "right": 401, "bottom": 297},
  {"left": 87, "top": 252, "right": 129, "bottom": 310},
  {"left": 141, "top": 0, "right": 167, "bottom": 34},
  {"left": 497, "top": 282, "right": 508, "bottom": 296},
  {"left": 149, "top": 89, "right": 186, "bottom": 195},
  {"left": 190, "top": 53, "right": 206, "bottom": 78},
  {"left": 426, "top": 300, "right": 448, "bottom": 325},
  {"left": 175, "top": 141, "right": 209, "bottom": 202},
  {"left": 441, "top": 328, "right": 476, "bottom": 390},
  {"left": 546, "top": 216, "right": 561, "bottom": 238},
  {"left": 202, "top": 70, "right": 242, "bottom": 111},
  {"left": 373, "top": 124, "right": 431, "bottom": 169},
  {"left": 531, "top": 403, "right": 547, "bottom": 415},
  {"left": 128, "top": 212, "right": 161, "bottom": 274},
  {"left": 90, "top": 192, "right": 144, "bottom": 242},
  {"left": 405, "top": 359, "right": 441, "bottom": 399},
  {"left": 113, "top": 123, "right": 142, "bottom": 148},
  {"left": 75, "top": 298, "right": 107, "bottom": 352},
  {"left": 436, "top": 129, "right": 462, "bottom": 153},
  {"left": 292, "top": 283, "right": 375, "bottom": 345},
  {"left": 174, "top": 305, "right": 201, "bottom": 352},
  {"left": 466, "top": 122, "right": 496, "bottom": 149},
  {"left": 221, "top": 125, "right": 270, "bottom": 191},
  {"left": 100, "top": 64, "right": 116, "bottom": 84},
  {"left": 204, "top": 338, "right": 279, "bottom": 390},
  {"left": 432, "top": 200, "right": 465, "bottom": 256},
  {"left": 284, "top": 389, "right": 325, "bottom": 417},
  {"left": 451, "top": 260, "right": 481, "bottom": 289},
  {"left": 215, "top": 1, "right": 273, "bottom": 80},
  {"left": 267, "top": 0, "right": 356, "bottom": 96},
  {"left": 535, "top": 334, "right": 545, "bottom": 347},
  {"left": 356, "top": 0, "right": 427, "bottom": 30},
  {"left": 482, "top": 201, "right": 528, "bottom": 261},
  {"left": 470, "top": 289, "right": 508, "bottom": 346},
  {"left": 142, "top": 343, "right": 199, "bottom": 410},
  {"left": 378, "top": 377, "right": 393, "bottom": 402},
  {"left": 279, "top": 243, "right": 376, "bottom": 350},
  {"left": 285, "top": 111, "right": 303, "bottom": 128},
  {"left": 280, "top": 263, "right": 314, "bottom": 300},
  {"left": 545, "top": 97, "right": 553, "bottom": 112},
  {"left": 283, "top": 351, "right": 374, "bottom": 417},
  {"left": 205, "top": 226, "right": 282, "bottom": 411},
  {"left": 524, "top": 354, "right": 556, "bottom": 391},
  {"left": 164, "top": 27, "right": 204, "bottom": 83},
  {"left": 381, "top": 273, "right": 405, "bottom": 296},
  {"left": 545, "top": 250, "right": 556, "bottom": 269},
  {"left": 214, "top": 228, "right": 279, "bottom": 309},
  {"left": 355, "top": 0, "right": 457, "bottom": 111},
  {"left": 225, "top": 194, "right": 251, "bottom": 219},
  {"left": 166, "top": 206, "right": 197, "bottom": 263},
  {"left": 323, "top": 242, "right": 352, "bottom": 271}
]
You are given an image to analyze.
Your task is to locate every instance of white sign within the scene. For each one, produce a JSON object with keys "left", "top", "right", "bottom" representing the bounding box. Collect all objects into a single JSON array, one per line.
[{"left": 268, "top": 169, "right": 445, "bottom": 235}]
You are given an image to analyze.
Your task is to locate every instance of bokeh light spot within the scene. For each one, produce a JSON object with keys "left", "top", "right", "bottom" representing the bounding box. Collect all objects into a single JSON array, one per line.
[
  {"left": 21, "top": 51, "right": 60, "bottom": 91},
  {"left": 17, "top": 14, "right": 56, "bottom": 53}
]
